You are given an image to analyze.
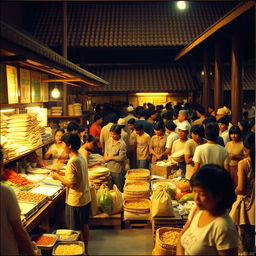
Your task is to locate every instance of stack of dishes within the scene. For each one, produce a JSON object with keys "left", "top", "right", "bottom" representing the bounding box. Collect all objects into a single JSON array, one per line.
[
  {"left": 73, "top": 103, "right": 82, "bottom": 116},
  {"left": 88, "top": 166, "right": 110, "bottom": 190},
  {"left": 51, "top": 107, "right": 62, "bottom": 116},
  {"left": 68, "top": 105, "right": 74, "bottom": 116}
]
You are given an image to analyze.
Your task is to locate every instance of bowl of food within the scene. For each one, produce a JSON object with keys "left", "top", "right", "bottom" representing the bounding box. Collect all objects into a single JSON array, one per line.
[
  {"left": 32, "top": 233, "right": 57, "bottom": 250},
  {"left": 52, "top": 241, "right": 85, "bottom": 256}
]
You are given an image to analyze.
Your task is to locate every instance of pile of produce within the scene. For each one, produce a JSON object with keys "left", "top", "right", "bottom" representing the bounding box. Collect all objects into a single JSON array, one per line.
[
  {"left": 96, "top": 185, "right": 112, "bottom": 214},
  {"left": 16, "top": 191, "right": 47, "bottom": 204},
  {"left": 34, "top": 235, "right": 57, "bottom": 247},
  {"left": 175, "top": 179, "right": 192, "bottom": 201},
  {"left": 1, "top": 180, "right": 33, "bottom": 191},
  {"left": 54, "top": 243, "right": 84, "bottom": 255},
  {"left": 3, "top": 169, "right": 33, "bottom": 186}
]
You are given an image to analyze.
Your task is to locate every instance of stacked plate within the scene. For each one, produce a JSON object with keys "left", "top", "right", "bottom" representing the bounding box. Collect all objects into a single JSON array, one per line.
[
  {"left": 73, "top": 103, "right": 82, "bottom": 116},
  {"left": 51, "top": 107, "right": 63, "bottom": 116},
  {"left": 88, "top": 166, "right": 110, "bottom": 190},
  {"left": 68, "top": 104, "right": 74, "bottom": 116}
]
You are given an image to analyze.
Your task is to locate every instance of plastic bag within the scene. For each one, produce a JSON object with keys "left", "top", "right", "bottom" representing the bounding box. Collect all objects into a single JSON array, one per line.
[{"left": 109, "top": 184, "right": 123, "bottom": 214}]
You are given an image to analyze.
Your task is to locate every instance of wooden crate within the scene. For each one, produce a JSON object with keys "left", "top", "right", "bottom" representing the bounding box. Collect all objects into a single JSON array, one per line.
[
  {"left": 151, "top": 211, "right": 183, "bottom": 242},
  {"left": 124, "top": 219, "right": 151, "bottom": 229},
  {"left": 89, "top": 213, "right": 121, "bottom": 229}
]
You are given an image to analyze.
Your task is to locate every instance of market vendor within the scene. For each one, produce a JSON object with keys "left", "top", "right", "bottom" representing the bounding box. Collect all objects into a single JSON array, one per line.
[
  {"left": 0, "top": 146, "right": 36, "bottom": 256},
  {"left": 176, "top": 164, "right": 238, "bottom": 256},
  {"left": 51, "top": 133, "right": 91, "bottom": 255},
  {"left": 104, "top": 124, "right": 127, "bottom": 192},
  {"left": 44, "top": 128, "right": 68, "bottom": 163}
]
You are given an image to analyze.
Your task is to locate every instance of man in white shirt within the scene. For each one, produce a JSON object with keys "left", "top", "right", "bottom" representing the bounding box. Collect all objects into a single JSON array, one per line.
[
  {"left": 193, "top": 123, "right": 230, "bottom": 175},
  {"left": 217, "top": 116, "right": 230, "bottom": 146}
]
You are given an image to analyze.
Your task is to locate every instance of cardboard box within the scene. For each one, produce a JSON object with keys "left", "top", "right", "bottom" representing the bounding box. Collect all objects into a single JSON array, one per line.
[{"left": 151, "top": 162, "right": 177, "bottom": 178}]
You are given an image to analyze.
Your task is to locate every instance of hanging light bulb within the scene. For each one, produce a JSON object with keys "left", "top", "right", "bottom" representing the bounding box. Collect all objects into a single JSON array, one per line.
[
  {"left": 51, "top": 85, "right": 60, "bottom": 98},
  {"left": 177, "top": 1, "right": 187, "bottom": 10}
]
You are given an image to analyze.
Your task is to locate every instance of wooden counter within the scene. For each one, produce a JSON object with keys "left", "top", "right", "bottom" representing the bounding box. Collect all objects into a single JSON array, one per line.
[{"left": 24, "top": 189, "right": 66, "bottom": 233}]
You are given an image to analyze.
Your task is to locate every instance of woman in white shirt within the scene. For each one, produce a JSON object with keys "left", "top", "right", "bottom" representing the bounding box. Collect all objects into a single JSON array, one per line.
[
  {"left": 176, "top": 164, "right": 238, "bottom": 256},
  {"left": 44, "top": 128, "right": 68, "bottom": 163}
]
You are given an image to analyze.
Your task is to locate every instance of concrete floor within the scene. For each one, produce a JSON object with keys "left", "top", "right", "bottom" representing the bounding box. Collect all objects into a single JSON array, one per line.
[{"left": 88, "top": 228, "right": 154, "bottom": 255}]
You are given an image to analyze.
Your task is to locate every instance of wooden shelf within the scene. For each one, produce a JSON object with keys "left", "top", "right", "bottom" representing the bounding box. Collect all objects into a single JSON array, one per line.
[
  {"left": 3, "top": 140, "right": 54, "bottom": 165},
  {"left": 48, "top": 115, "right": 84, "bottom": 119}
]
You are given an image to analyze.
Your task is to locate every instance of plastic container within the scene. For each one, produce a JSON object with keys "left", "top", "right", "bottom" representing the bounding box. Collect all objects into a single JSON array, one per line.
[
  {"left": 32, "top": 233, "right": 57, "bottom": 250},
  {"left": 54, "top": 229, "right": 80, "bottom": 242},
  {"left": 52, "top": 241, "right": 85, "bottom": 256}
]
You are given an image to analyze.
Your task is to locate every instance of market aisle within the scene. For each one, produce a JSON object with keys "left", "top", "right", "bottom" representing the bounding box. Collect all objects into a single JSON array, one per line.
[{"left": 88, "top": 228, "right": 153, "bottom": 255}]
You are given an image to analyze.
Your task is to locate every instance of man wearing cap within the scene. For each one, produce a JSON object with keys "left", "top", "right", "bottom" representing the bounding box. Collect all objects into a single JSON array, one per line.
[
  {"left": 123, "top": 106, "right": 137, "bottom": 133},
  {"left": 175, "top": 110, "right": 191, "bottom": 134},
  {"left": 171, "top": 122, "right": 189, "bottom": 175}
]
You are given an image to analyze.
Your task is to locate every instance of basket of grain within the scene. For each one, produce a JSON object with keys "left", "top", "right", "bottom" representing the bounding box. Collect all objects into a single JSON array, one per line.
[
  {"left": 153, "top": 227, "right": 182, "bottom": 255},
  {"left": 52, "top": 241, "right": 84, "bottom": 256},
  {"left": 125, "top": 169, "right": 150, "bottom": 181},
  {"left": 123, "top": 181, "right": 150, "bottom": 199},
  {"left": 123, "top": 198, "right": 151, "bottom": 214}
]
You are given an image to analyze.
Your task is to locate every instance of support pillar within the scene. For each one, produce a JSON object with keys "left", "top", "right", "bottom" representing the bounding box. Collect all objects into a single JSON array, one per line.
[
  {"left": 214, "top": 41, "right": 223, "bottom": 110},
  {"left": 62, "top": 1, "right": 68, "bottom": 116},
  {"left": 203, "top": 48, "right": 210, "bottom": 111},
  {"left": 231, "top": 32, "right": 242, "bottom": 125}
]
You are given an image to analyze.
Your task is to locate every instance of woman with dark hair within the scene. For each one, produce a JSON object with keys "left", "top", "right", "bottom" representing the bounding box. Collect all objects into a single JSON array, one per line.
[
  {"left": 44, "top": 128, "right": 68, "bottom": 163},
  {"left": 89, "top": 114, "right": 103, "bottom": 153},
  {"left": 78, "top": 125, "right": 89, "bottom": 144},
  {"left": 176, "top": 164, "right": 238, "bottom": 256},
  {"left": 51, "top": 133, "right": 91, "bottom": 255},
  {"left": 79, "top": 135, "right": 102, "bottom": 168},
  {"left": 184, "top": 125, "right": 207, "bottom": 179},
  {"left": 104, "top": 124, "right": 127, "bottom": 191},
  {"left": 225, "top": 126, "right": 244, "bottom": 186},
  {"left": 149, "top": 121, "right": 167, "bottom": 165},
  {"left": 230, "top": 132, "right": 255, "bottom": 255}
]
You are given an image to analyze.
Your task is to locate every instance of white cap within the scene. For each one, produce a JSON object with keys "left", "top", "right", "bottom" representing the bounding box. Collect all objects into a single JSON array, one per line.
[
  {"left": 177, "top": 122, "right": 190, "bottom": 131},
  {"left": 127, "top": 106, "right": 134, "bottom": 112},
  {"left": 118, "top": 118, "right": 126, "bottom": 126}
]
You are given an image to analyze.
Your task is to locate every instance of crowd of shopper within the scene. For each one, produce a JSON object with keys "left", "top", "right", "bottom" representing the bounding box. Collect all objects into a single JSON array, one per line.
[{"left": 0, "top": 100, "right": 255, "bottom": 255}]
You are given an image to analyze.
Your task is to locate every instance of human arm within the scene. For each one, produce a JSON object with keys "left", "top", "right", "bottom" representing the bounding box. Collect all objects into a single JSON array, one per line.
[
  {"left": 10, "top": 218, "right": 35, "bottom": 256},
  {"left": 193, "top": 162, "right": 200, "bottom": 174},
  {"left": 44, "top": 144, "right": 55, "bottom": 160},
  {"left": 229, "top": 153, "right": 244, "bottom": 161},
  {"left": 104, "top": 143, "right": 127, "bottom": 162},
  {"left": 235, "top": 160, "right": 246, "bottom": 194},
  {"left": 51, "top": 171, "right": 75, "bottom": 188}
]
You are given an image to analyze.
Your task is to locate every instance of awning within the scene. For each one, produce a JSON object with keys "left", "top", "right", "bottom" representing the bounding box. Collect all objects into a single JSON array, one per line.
[
  {"left": 0, "top": 21, "right": 109, "bottom": 87},
  {"left": 83, "top": 63, "right": 198, "bottom": 93}
]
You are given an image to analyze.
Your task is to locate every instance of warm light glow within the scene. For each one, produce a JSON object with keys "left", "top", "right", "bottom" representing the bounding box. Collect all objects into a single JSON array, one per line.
[
  {"left": 25, "top": 106, "right": 41, "bottom": 110},
  {"left": 136, "top": 93, "right": 169, "bottom": 96},
  {"left": 51, "top": 87, "right": 60, "bottom": 98},
  {"left": 201, "top": 71, "right": 205, "bottom": 76},
  {"left": 177, "top": 1, "right": 187, "bottom": 10},
  {"left": 0, "top": 109, "right": 15, "bottom": 113}
]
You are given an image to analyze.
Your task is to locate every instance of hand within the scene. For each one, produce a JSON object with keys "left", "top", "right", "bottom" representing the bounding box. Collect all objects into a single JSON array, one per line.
[
  {"left": 51, "top": 170, "right": 59, "bottom": 180},
  {"left": 156, "top": 154, "right": 162, "bottom": 160},
  {"left": 104, "top": 156, "right": 112, "bottom": 162}
]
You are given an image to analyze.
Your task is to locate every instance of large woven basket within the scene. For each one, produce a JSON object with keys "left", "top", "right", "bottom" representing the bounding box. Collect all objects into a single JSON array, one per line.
[
  {"left": 123, "top": 198, "right": 151, "bottom": 214},
  {"left": 123, "top": 191, "right": 150, "bottom": 199},
  {"left": 125, "top": 169, "right": 150, "bottom": 181},
  {"left": 154, "top": 227, "right": 182, "bottom": 255},
  {"left": 124, "top": 180, "right": 150, "bottom": 192}
]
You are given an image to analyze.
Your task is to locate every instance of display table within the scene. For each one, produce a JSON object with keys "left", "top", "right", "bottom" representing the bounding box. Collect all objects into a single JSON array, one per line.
[
  {"left": 89, "top": 213, "right": 121, "bottom": 229},
  {"left": 25, "top": 189, "right": 66, "bottom": 233}
]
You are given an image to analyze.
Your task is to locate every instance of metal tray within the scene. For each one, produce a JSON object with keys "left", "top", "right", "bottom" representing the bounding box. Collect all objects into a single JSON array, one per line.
[
  {"left": 31, "top": 233, "right": 58, "bottom": 250},
  {"left": 52, "top": 241, "right": 85, "bottom": 256},
  {"left": 18, "top": 202, "right": 38, "bottom": 220},
  {"left": 54, "top": 230, "right": 80, "bottom": 242},
  {"left": 30, "top": 185, "right": 62, "bottom": 200}
]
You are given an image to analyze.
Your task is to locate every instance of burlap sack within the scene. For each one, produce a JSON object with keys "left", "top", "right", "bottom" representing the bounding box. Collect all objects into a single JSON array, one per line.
[
  {"left": 151, "top": 187, "right": 174, "bottom": 218},
  {"left": 90, "top": 186, "right": 99, "bottom": 216},
  {"left": 109, "top": 184, "right": 123, "bottom": 214}
]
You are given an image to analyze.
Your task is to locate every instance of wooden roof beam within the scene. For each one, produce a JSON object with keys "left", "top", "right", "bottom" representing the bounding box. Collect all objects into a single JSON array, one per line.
[{"left": 175, "top": 1, "right": 255, "bottom": 61}]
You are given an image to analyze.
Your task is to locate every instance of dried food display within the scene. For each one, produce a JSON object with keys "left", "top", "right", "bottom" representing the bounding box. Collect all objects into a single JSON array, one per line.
[{"left": 16, "top": 191, "right": 48, "bottom": 204}]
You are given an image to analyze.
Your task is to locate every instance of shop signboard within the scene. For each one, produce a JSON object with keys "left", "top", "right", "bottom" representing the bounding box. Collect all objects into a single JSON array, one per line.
[
  {"left": 6, "top": 65, "right": 19, "bottom": 104},
  {"left": 31, "top": 71, "right": 41, "bottom": 102},
  {"left": 41, "top": 73, "right": 49, "bottom": 102},
  {"left": 20, "top": 68, "right": 31, "bottom": 103},
  {"left": 0, "top": 64, "right": 8, "bottom": 104}
]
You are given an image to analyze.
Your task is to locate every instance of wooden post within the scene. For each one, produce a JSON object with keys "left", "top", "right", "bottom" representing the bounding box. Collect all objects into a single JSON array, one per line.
[
  {"left": 231, "top": 32, "right": 242, "bottom": 125},
  {"left": 62, "top": 1, "right": 68, "bottom": 116},
  {"left": 203, "top": 48, "right": 210, "bottom": 111},
  {"left": 214, "top": 41, "right": 223, "bottom": 110}
]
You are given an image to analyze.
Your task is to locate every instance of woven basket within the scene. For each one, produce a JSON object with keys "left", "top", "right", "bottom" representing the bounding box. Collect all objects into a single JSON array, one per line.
[
  {"left": 154, "top": 227, "right": 182, "bottom": 255},
  {"left": 123, "top": 191, "right": 150, "bottom": 199},
  {"left": 124, "top": 180, "right": 150, "bottom": 192},
  {"left": 123, "top": 198, "right": 151, "bottom": 214},
  {"left": 125, "top": 169, "right": 150, "bottom": 181}
]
